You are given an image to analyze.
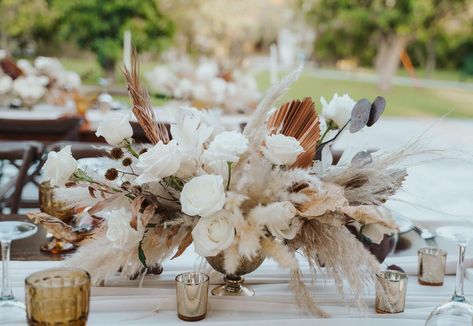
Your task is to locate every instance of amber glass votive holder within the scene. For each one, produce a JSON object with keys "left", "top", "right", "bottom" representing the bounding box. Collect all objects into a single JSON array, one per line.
[
  {"left": 418, "top": 247, "right": 447, "bottom": 286},
  {"left": 25, "top": 268, "right": 91, "bottom": 326},
  {"left": 375, "top": 270, "right": 408, "bottom": 314},
  {"left": 175, "top": 272, "right": 209, "bottom": 322}
]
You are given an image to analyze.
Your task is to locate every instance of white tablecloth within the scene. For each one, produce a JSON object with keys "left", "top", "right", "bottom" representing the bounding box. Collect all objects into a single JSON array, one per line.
[{"left": 7, "top": 253, "right": 473, "bottom": 326}]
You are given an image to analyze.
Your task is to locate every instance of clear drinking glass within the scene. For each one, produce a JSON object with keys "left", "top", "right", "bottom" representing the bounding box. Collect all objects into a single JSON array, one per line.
[
  {"left": 0, "top": 221, "right": 38, "bottom": 324},
  {"left": 425, "top": 225, "right": 473, "bottom": 326}
]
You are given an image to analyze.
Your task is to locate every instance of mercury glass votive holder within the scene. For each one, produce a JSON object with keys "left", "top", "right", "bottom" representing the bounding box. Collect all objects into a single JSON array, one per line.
[
  {"left": 375, "top": 270, "right": 408, "bottom": 314},
  {"left": 25, "top": 268, "right": 91, "bottom": 326},
  {"left": 175, "top": 272, "right": 209, "bottom": 322},
  {"left": 418, "top": 247, "right": 447, "bottom": 286}
]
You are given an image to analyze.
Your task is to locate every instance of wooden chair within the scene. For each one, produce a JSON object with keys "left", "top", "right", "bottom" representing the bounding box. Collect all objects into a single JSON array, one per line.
[{"left": 0, "top": 141, "right": 44, "bottom": 214}]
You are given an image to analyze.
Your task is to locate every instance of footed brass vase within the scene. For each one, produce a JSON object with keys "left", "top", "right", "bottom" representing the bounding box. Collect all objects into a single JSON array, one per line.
[
  {"left": 206, "top": 252, "right": 265, "bottom": 296},
  {"left": 39, "top": 181, "right": 76, "bottom": 254}
]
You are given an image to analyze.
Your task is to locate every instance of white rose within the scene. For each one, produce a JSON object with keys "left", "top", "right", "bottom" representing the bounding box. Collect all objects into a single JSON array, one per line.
[
  {"left": 13, "top": 76, "right": 47, "bottom": 101},
  {"left": 0, "top": 75, "right": 12, "bottom": 94},
  {"left": 249, "top": 201, "right": 298, "bottom": 240},
  {"left": 135, "top": 140, "right": 181, "bottom": 184},
  {"left": 192, "top": 211, "right": 235, "bottom": 256},
  {"left": 207, "top": 131, "right": 248, "bottom": 163},
  {"left": 320, "top": 93, "right": 356, "bottom": 129},
  {"left": 196, "top": 61, "right": 219, "bottom": 80},
  {"left": 103, "top": 208, "right": 141, "bottom": 247},
  {"left": 42, "top": 145, "right": 78, "bottom": 187},
  {"left": 64, "top": 72, "right": 81, "bottom": 89},
  {"left": 180, "top": 174, "right": 225, "bottom": 217},
  {"left": 262, "top": 134, "right": 304, "bottom": 165},
  {"left": 95, "top": 113, "right": 133, "bottom": 146}
]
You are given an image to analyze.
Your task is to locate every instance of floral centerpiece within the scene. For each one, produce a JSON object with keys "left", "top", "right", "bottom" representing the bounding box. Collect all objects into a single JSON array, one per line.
[
  {"left": 0, "top": 54, "right": 81, "bottom": 108},
  {"left": 145, "top": 55, "right": 260, "bottom": 114},
  {"left": 30, "top": 56, "right": 412, "bottom": 316}
]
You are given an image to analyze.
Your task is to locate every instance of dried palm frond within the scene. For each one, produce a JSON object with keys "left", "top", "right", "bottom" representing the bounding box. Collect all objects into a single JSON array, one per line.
[
  {"left": 290, "top": 220, "right": 380, "bottom": 312},
  {"left": 268, "top": 97, "right": 320, "bottom": 168},
  {"left": 242, "top": 65, "right": 303, "bottom": 153},
  {"left": 123, "top": 50, "right": 169, "bottom": 144}
]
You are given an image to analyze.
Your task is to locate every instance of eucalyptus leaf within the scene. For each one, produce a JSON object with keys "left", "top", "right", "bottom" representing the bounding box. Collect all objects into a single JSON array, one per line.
[
  {"left": 367, "top": 96, "right": 386, "bottom": 127},
  {"left": 351, "top": 151, "right": 372, "bottom": 167},
  {"left": 350, "top": 99, "right": 371, "bottom": 133}
]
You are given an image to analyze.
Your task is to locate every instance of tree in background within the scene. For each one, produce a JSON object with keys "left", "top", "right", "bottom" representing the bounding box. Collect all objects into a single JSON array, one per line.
[
  {"left": 53, "top": 0, "right": 174, "bottom": 77},
  {"left": 0, "top": 0, "right": 58, "bottom": 55},
  {"left": 306, "top": 0, "right": 471, "bottom": 90}
]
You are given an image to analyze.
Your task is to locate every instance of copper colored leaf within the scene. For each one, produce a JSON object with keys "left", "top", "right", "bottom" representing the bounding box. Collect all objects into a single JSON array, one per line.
[
  {"left": 171, "top": 231, "right": 193, "bottom": 260},
  {"left": 130, "top": 196, "right": 145, "bottom": 231},
  {"left": 367, "top": 96, "right": 386, "bottom": 127},
  {"left": 350, "top": 99, "right": 371, "bottom": 133}
]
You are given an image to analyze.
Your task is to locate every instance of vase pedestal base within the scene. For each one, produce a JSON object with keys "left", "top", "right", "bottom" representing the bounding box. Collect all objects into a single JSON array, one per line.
[{"left": 211, "top": 275, "right": 255, "bottom": 296}]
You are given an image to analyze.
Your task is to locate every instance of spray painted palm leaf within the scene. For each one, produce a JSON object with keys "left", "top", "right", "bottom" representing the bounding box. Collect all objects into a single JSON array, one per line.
[{"left": 267, "top": 97, "right": 320, "bottom": 168}]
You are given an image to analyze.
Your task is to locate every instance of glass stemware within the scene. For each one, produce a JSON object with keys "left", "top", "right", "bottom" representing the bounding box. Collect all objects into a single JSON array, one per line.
[
  {"left": 0, "top": 221, "right": 38, "bottom": 324},
  {"left": 425, "top": 225, "right": 473, "bottom": 326}
]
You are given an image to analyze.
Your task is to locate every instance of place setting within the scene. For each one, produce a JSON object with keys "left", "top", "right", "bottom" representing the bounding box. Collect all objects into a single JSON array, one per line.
[{"left": 1, "top": 1, "right": 473, "bottom": 325}]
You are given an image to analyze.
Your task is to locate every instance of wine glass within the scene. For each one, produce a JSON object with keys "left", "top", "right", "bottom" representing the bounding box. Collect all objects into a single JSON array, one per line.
[
  {"left": 0, "top": 221, "right": 38, "bottom": 324},
  {"left": 425, "top": 225, "right": 473, "bottom": 326}
]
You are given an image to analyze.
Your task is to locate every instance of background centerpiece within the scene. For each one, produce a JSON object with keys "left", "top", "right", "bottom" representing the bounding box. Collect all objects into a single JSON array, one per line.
[{"left": 30, "top": 54, "right": 413, "bottom": 317}]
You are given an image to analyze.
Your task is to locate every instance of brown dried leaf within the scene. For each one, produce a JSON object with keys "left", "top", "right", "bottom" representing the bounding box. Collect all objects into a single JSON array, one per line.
[
  {"left": 88, "top": 194, "right": 121, "bottom": 215},
  {"left": 130, "top": 196, "right": 145, "bottom": 231},
  {"left": 140, "top": 203, "right": 156, "bottom": 227},
  {"left": 88, "top": 186, "right": 96, "bottom": 198},
  {"left": 171, "top": 231, "right": 193, "bottom": 260}
]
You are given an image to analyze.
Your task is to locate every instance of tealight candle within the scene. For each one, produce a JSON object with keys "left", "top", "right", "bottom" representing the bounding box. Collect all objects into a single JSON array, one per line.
[
  {"left": 175, "top": 272, "right": 209, "bottom": 322},
  {"left": 375, "top": 270, "right": 408, "bottom": 314},
  {"left": 418, "top": 247, "right": 447, "bottom": 286}
]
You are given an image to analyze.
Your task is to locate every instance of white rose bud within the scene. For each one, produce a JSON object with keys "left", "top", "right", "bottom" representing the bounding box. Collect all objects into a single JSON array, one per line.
[
  {"left": 180, "top": 174, "right": 225, "bottom": 217},
  {"left": 207, "top": 131, "right": 248, "bottom": 163},
  {"left": 191, "top": 211, "right": 235, "bottom": 257},
  {"left": 95, "top": 113, "right": 133, "bottom": 146},
  {"left": 249, "top": 201, "right": 298, "bottom": 240},
  {"left": 135, "top": 140, "right": 181, "bottom": 184},
  {"left": 262, "top": 134, "right": 304, "bottom": 166},
  {"left": 42, "top": 145, "right": 78, "bottom": 187},
  {"left": 320, "top": 93, "right": 356, "bottom": 129}
]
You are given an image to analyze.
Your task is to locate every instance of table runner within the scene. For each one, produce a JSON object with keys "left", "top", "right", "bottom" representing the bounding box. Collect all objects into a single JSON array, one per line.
[{"left": 6, "top": 254, "right": 473, "bottom": 326}]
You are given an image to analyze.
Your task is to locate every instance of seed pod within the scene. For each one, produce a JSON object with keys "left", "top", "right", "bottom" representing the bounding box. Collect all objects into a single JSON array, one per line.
[
  {"left": 105, "top": 168, "right": 119, "bottom": 180},
  {"left": 122, "top": 157, "right": 133, "bottom": 167},
  {"left": 110, "top": 147, "right": 124, "bottom": 159}
]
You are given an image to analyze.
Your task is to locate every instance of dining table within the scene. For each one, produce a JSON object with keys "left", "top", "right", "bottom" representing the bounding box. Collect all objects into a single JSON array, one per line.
[{"left": 2, "top": 214, "right": 473, "bottom": 325}]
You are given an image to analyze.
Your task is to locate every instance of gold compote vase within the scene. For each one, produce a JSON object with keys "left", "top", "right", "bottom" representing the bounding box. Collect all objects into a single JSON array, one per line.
[
  {"left": 206, "top": 251, "right": 265, "bottom": 296},
  {"left": 39, "top": 181, "right": 76, "bottom": 254}
]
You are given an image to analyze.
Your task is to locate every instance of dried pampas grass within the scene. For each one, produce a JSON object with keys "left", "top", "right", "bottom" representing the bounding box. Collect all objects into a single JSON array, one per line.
[
  {"left": 123, "top": 50, "right": 169, "bottom": 144},
  {"left": 291, "top": 220, "right": 380, "bottom": 312}
]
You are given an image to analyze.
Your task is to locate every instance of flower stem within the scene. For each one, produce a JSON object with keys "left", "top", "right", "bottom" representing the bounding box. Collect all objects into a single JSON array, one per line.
[
  {"left": 226, "top": 162, "right": 232, "bottom": 190},
  {"left": 126, "top": 144, "right": 140, "bottom": 159}
]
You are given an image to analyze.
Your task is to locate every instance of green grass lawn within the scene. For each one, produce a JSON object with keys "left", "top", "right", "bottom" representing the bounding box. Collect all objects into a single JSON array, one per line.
[
  {"left": 60, "top": 57, "right": 473, "bottom": 118},
  {"left": 257, "top": 71, "right": 473, "bottom": 118}
]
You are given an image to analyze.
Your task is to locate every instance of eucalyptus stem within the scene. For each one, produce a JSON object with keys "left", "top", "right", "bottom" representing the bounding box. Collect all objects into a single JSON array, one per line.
[{"left": 126, "top": 144, "right": 140, "bottom": 159}]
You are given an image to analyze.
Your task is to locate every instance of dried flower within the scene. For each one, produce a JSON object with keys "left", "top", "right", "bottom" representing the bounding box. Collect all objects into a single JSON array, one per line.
[
  {"left": 104, "top": 168, "right": 119, "bottom": 180},
  {"left": 110, "top": 147, "right": 124, "bottom": 159},
  {"left": 121, "top": 181, "right": 131, "bottom": 189},
  {"left": 122, "top": 157, "right": 132, "bottom": 167},
  {"left": 139, "top": 148, "right": 148, "bottom": 155}
]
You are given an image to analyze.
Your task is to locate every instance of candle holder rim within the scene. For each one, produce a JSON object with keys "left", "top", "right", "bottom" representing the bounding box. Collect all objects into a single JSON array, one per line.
[
  {"left": 175, "top": 272, "right": 209, "bottom": 284},
  {"left": 376, "top": 270, "right": 408, "bottom": 282},
  {"left": 418, "top": 247, "right": 447, "bottom": 256},
  {"left": 25, "top": 267, "right": 90, "bottom": 287}
]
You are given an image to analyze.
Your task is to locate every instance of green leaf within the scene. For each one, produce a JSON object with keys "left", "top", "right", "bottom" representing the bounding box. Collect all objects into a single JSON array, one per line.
[{"left": 138, "top": 235, "right": 148, "bottom": 269}]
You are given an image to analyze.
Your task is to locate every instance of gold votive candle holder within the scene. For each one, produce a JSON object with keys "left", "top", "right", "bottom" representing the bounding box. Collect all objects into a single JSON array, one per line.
[
  {"left": 175, "top": 272, "right": 209, "bottom": 322},
  {"left": 418, "top": 247, "right": 447, "bottom": 286},
  {"left": 375, "top": 270, "right": 408, "bottom": 314},
  {"left": 25, "top": 268, "right": 91, "bottom": 326}
]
